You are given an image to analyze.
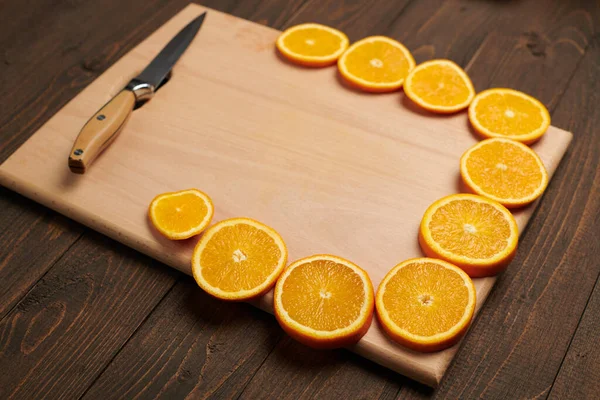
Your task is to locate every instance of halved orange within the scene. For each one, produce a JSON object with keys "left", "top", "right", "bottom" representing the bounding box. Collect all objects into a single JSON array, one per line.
[
  {"left": 404, "top": 59, "right": 475, "bottom": 113},
  {"left": 376, "top": 258, "right": 476, "bottom": 352},
  {"left": 192, "top": 218, "right": 287, "bottom": 301},
  {"left": 419, "top": 194, "right": 519, "bottom": 277},
  {"left": 148, "top": 189, "right": 214, "bottom": 240},
  {"left": 469, "top": 88, "right": 551, "bottom": 144},
  {"left": 274, "top": 255, "right": 374, "bottom": 349},
  {"left": 276, "top": 23, "right": 349, "bottom": 67},
  {"left": 460, "top": 138, "right": 549, "bottom": 208},
  {"left": 338, "top": 36, "right": 415, "bottom": 92}
]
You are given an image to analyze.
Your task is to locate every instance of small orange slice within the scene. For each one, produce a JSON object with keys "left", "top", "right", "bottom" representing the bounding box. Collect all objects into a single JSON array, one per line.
[
  {"left": 276, "top": 23, "right": 349, "bottom": 67},
  {"left": 460, "top": 138, "right": 549, "bottom": 208},
  {"left": 404, "top": 59, "right": 475, "bottom": 113},
  {"left": 419, "top": 194, "right": 519, "bottom": 277},
  {"left": 274, "top": 255, "right": 374, "bottom": 349},
  {"left": 469, "top": 88, "right": 551, "bottom": 144},
  {"left": 376, "top": 258, "right": 476, "bottom": 352},
  {"left": 192, "top": 218, "right": 287, "bottom": 301},
  {"left": 148, "top": 189, "right": 214, "bottom": 240},
  {"left": 338, "top": 36, "right": 415, "bottom": 92}
]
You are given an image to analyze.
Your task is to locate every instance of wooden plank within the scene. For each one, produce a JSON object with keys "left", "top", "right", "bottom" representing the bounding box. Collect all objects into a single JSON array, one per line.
[
  {"left": 0, "top": 188, "right": 82, "bottom": 320},
  {"left": 238, "top": 0, "right": 597, "bottom": 396},
  {"left": 0, "top": 232, "right": 179, "bottom": 400},
  {"left": 81, "top": 278, "right": 283, "bottom": 400},
  {"left": 549, "top": 278, "right": 600, "bottom": 400},
  {"left": 397, "top": 9, "right": 600, "bottom": 400},
  {"left": 546, "top": 38, "right": 600, "bottom": 400}
]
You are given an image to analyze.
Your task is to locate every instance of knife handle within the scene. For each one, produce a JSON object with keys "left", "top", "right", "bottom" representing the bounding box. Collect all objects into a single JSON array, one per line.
[{"left": 68, "top": 90, "right": 136, "bottom": 174}]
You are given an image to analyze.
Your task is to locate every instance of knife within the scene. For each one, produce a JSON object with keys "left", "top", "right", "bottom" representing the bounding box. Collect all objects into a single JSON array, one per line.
[{"left": 68, "top": 12, "right": 207, "bottom": 174}]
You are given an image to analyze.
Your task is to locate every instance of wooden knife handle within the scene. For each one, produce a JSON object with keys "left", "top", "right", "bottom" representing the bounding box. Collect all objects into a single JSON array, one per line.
[{"left": 68, "top": 90, "right": 136, "bottom": 174}]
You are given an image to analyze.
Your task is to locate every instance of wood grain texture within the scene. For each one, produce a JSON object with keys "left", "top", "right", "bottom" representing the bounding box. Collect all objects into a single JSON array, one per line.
[
  {"left": 0, "top": 232, "right": 178, "bottom": 400},
  {"left": 0, "top": 3, "right": 573, "bottom": 387},
  {"left": 545, "top": 37, "right": 600, "bottom": 400},
  {"left": 81, "top": 277, "right": 283, "bottom": 400}
]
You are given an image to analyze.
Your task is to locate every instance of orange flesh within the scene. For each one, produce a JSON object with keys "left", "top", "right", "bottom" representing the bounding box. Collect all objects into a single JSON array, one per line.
[
  {"left": 473, "top": 92, "right": 545, "bottom": 136},
  {"left": 382, "top": 262, "right": 470, "bottom": 336},
  {"left": 429, "top": 199, "right": 512, "bottom": 259},
  {"left": 408, "top": 64, "right": 471, "bottom": 107},
  {"left": 282, "top": 28, "right": 345, "bottom": 57},
  {"left": 343, "top": 41, "right": 412, "bottom": 83},
  {"left": 464, "top": 140, "right": 545, "bottom": 199},
  {"left": 153, "top": 193, "right": 210, "bottom": 233},
  {"left": 280, "top": 259, "right": 365, "bottom": 331},
  {"left": 199, "top": 224, "right": 282, "bottom": 292}
]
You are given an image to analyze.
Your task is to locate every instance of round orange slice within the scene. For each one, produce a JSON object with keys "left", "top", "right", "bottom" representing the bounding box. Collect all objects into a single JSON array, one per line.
[
  {"left": 468, "top": 88, "right": 551, "bottom": 144},
  {"left": 376, "top": 258, "right": 476, "bottom": 352},
  {"left": 419, "top": 194, "right": 519, "bottom": 277},
  {"left": 192, "top": 218, "right": 287, "bottom": 301},
  {"left": 276, "top": 23, "right": 349, "bottom": 67},
  {"left": 404, "top": 59, "right": 475, "bottom": 113},
  {"left": 274, "top": 255, "right": 374, "bottom": 349},
  {"left": 148, "top": 189, "right": 214, "bottom": 240},
  {"left": 338, "top": 36, "right": 416, "bottom": 92},
  {"left": 460, "top": 138, "right": 549, "bottom": 208}
]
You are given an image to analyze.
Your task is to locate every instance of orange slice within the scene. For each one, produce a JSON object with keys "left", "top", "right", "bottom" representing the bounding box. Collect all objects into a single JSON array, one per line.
[
  {"left": 192, "top": 218, "right": 287, "bottom": 301},
  {"left": 276, "top": 23, "right": 349, "bottom": 67},
  {"left": 404, "top": 59, "right": 475, "bottom": 113},
  {"left": 468, "top": 88, "right": 551, "bottom": 144},
  {"left": 460, "top": 138, "right": 549, "bottom": 208},
  {"left": 376, "top": 258, "right": 476, "bottom": 352},
  {"left": 274, "top": 255, "right": 374, "bottom": 349},
  {"left": 419, "top": 194, "right": 519, "bottom": 277},
  {"left": 148, "top": 189, "right": 214, "bottom": 240},
  {"left": 338, "top": 36, "right": 416, "bottom": 92}
]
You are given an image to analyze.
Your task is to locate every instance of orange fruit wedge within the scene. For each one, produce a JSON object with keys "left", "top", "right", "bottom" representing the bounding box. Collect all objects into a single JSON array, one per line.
[
  {"left": 404, "top": 59, "right": 475, "bottom": 113},
  {"left": 192, "top": 218, "right": 287, "bottom": 301},
  {"left": 276, "top": 23, "right": 349, "bottom": 67},
  {"left": 468, "top": 88, "right": 551, "bottom": 144},
  {"left": 148, "top": 189, "right": 214, "bottom": 240},
  {"left": 376, "top": 258, "right": 476, "bottom": 352},
  {"left": 338, "top": 36, "right": 415, "bottom": 92},
  {"left": 419, "top": 194, "right": 519, "bottom": 277},
  {"left": 460, "top": 138, "right": 549, "bottom": 208},
  {"left": 274, "top": 255, "right": 374, "bottom": 349}
]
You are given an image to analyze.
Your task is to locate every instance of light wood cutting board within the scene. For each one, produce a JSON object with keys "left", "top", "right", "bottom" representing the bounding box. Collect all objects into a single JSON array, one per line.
[{"left": 0, "top": 4, "right": 572, "bottom": 387}]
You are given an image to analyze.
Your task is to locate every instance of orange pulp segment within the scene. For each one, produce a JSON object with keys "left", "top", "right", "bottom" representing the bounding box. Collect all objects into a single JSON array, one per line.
[
  {"left": 274, "top": 255, "right": 374, "bottom": 349},
  {"left": 276, "top": 23, "right": 349, "bottom": 67},
  {"left": 338, "top": 36, "right": 415, "bottom": 92},
  {"left": 419, "top": 194, "right": 519, "bottom": 277},
  {"left": 148, "top": 189, "right": 214, "bottom": 240},
  {"left": 192, "top": 218, "right": 287, "bottom": 301},
  {"left": 460, "top": 138, "right": 549, "bottom": 208},
  {"left": 404, "top": 59, "right": 475, "bottom": 113},
  {"left": 376, "top": 258, "right": 476, "bottom": 352}
]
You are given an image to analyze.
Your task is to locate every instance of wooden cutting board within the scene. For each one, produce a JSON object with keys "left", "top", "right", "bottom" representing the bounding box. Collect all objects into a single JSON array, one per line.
[{"left": 0, "top": 4, "right": 572, "bottom": 387}]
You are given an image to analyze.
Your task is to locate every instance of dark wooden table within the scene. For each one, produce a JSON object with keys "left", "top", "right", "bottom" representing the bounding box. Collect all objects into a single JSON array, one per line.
[{"left": 1, "top": 0, "right": 599, "bottom": 399}]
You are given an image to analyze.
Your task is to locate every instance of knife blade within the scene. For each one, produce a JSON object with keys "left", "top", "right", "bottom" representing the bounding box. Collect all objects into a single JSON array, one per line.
[{"left": 68, "top": 12, "right": 207, "bottom": 174}]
